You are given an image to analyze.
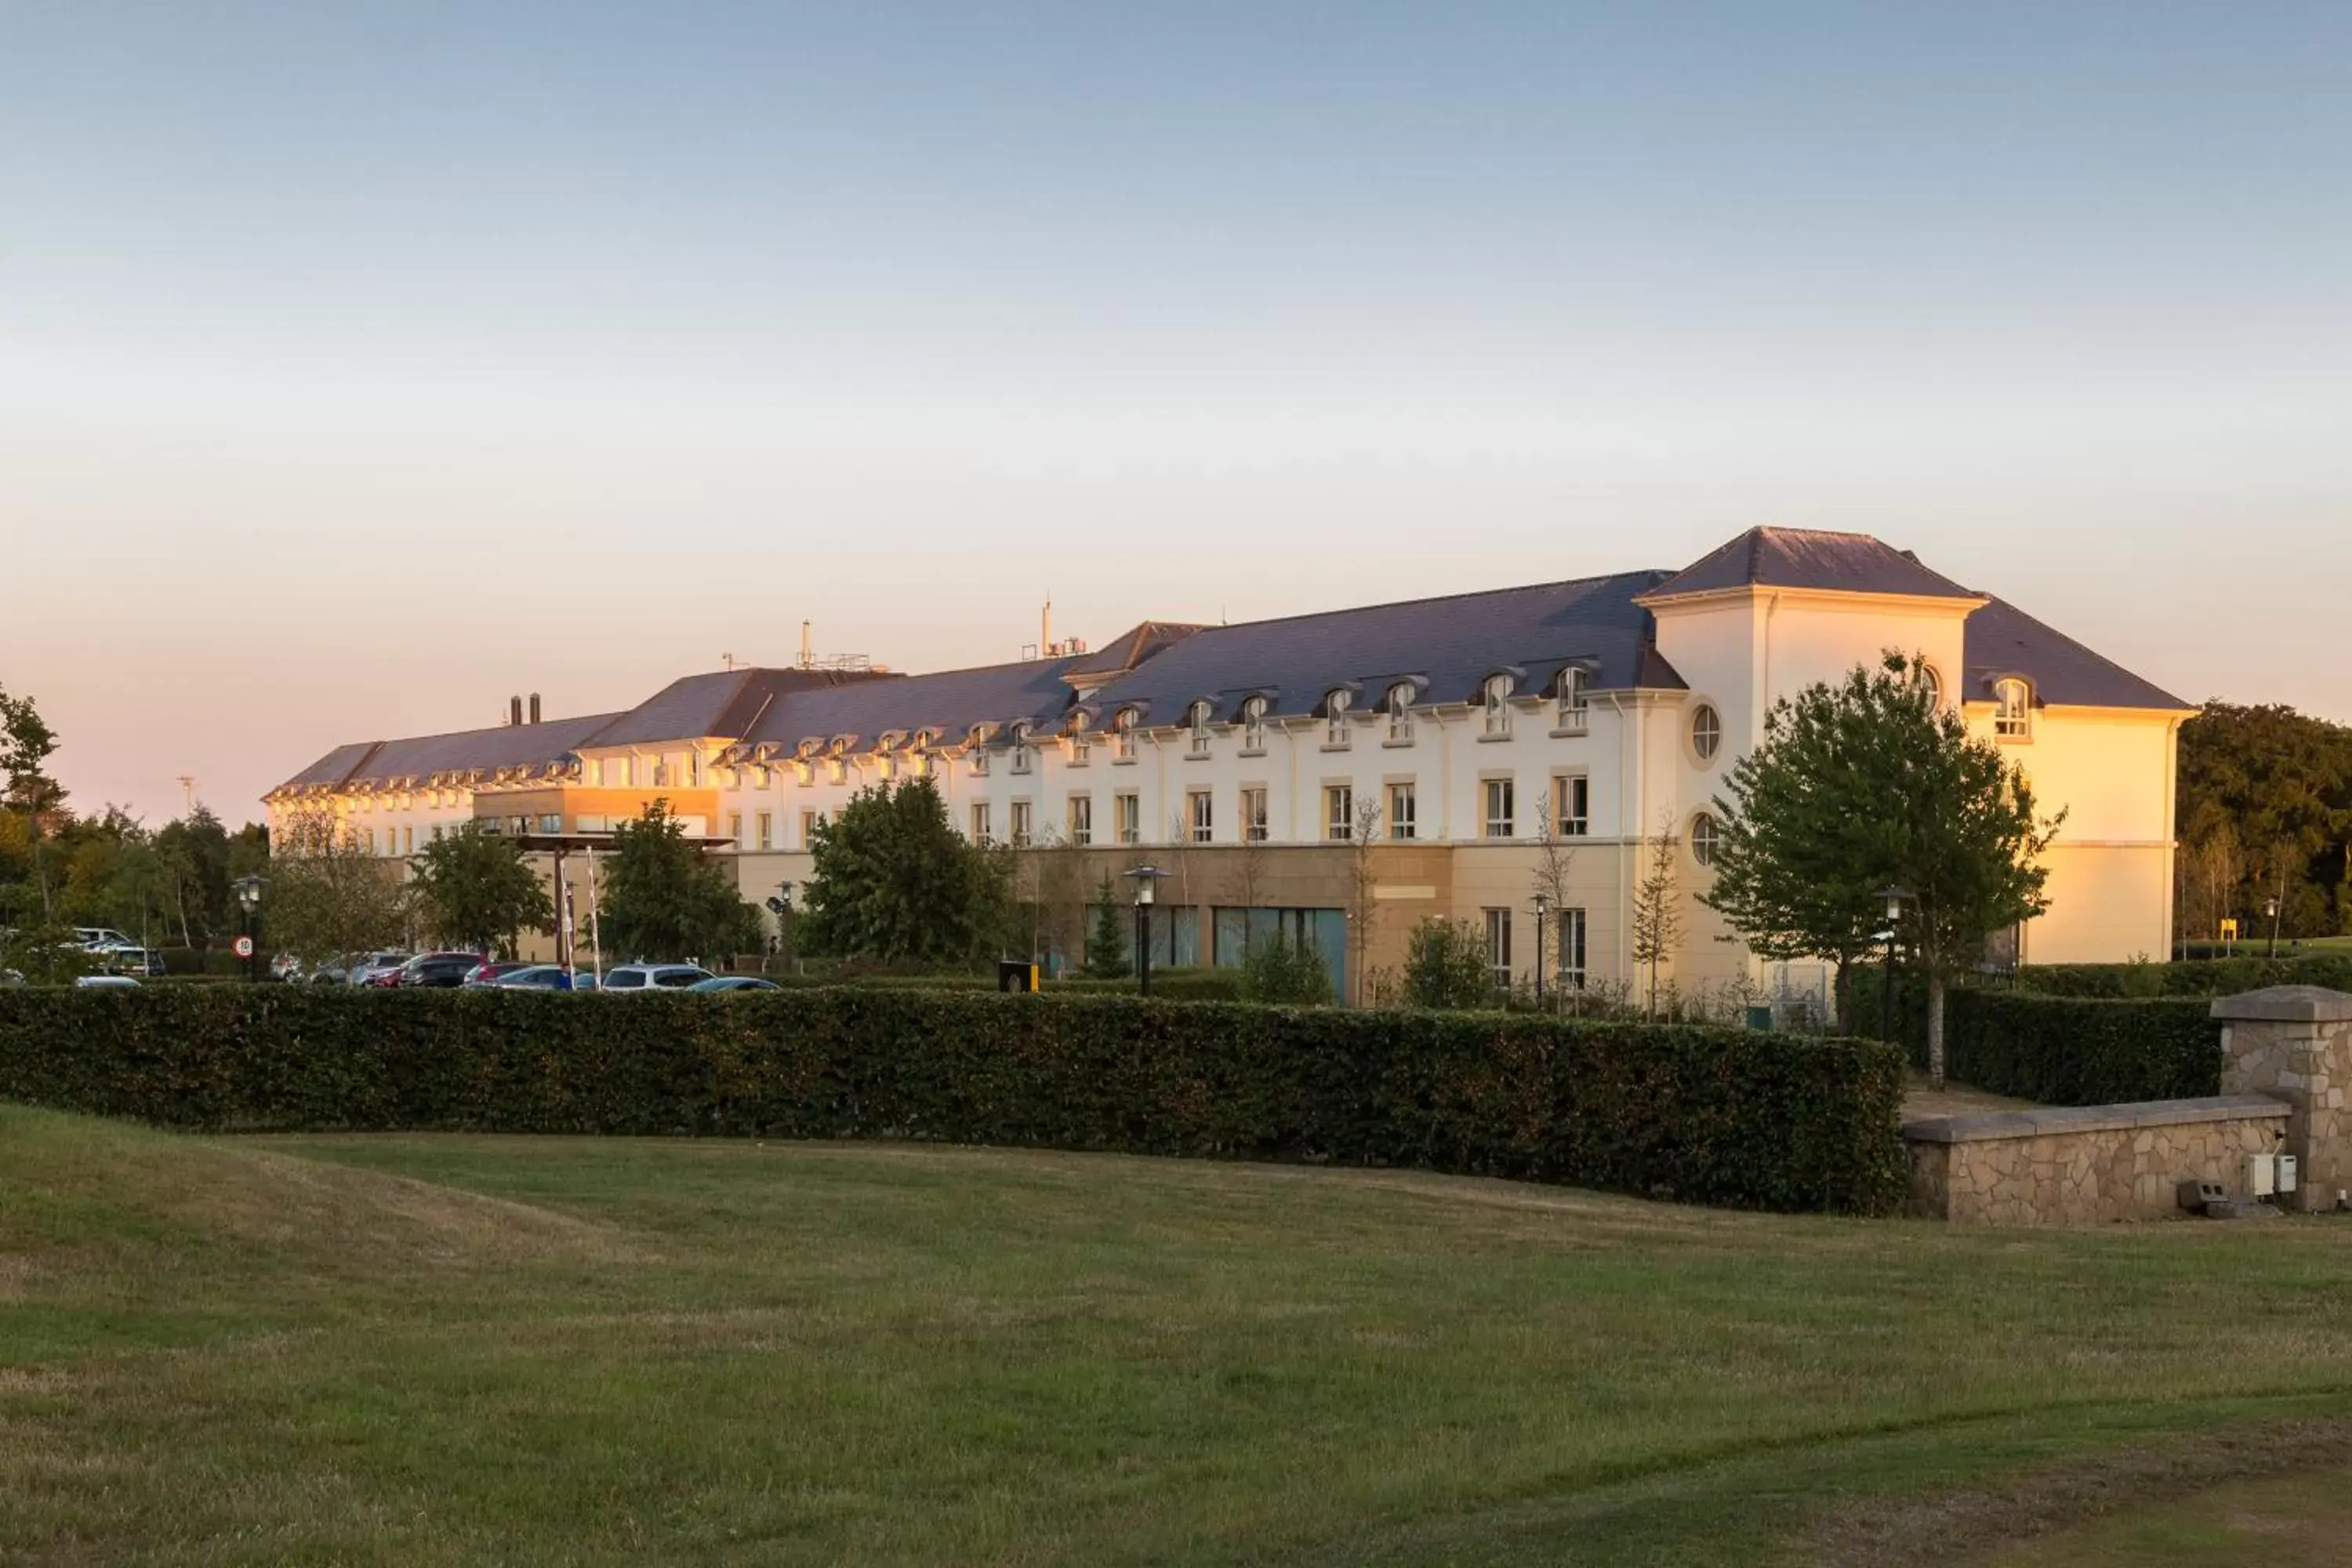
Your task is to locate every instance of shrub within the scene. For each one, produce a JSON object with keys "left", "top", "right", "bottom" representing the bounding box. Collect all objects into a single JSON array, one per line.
[
  {"left": 2013, "top": 954, "right": 2352, "bottom": 998},
  {"left": 0, "top": 987, "right": 1910, "bottom": 1214},
  {"left": 1851, "top": 971, "right": 2220, "bottom": 1104},
  {"left": 1403, "top": 919, "right": 1494, "bottom": 1010},
  {"left": 1238, "top": 933, "right": 1332, "bottom": 1005}
]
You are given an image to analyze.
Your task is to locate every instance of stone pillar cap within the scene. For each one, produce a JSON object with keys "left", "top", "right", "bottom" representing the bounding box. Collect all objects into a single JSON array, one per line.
[{"left": 2210, "top": 985, "right": 2352, "bottom": 1023}]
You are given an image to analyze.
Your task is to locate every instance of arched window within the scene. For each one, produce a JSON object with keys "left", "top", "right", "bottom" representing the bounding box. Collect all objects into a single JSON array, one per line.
[
  {"left": 1388, "top": 683, "right": 1415, "bottom": 744},
  {"left": 1994, "top": 677, "right": 2032, "bottom": 739},
  {"left": 1188, "top": 701, "right": 1214, "bottom": 755},
  {"left": 1242, "top": 695, "right": 1269, "bottom": 751},
  {"left": 1483, "top": 674, "right": 1513, "bottom": 738},
  {"left": 1690, "top": 811, "right": 1720, "bottom": 868},
  {"left": 1324, "top": 690, "right": 1352, "bottom": 748},
  {"left": 1010, "top": 722, "right": 1033, "bottom": 774},
  {"left": 1690, "top": 704, "right": 1722, "bottom": 764},
  {"left": 1918, "top": 664, "right": 1943, "bottom": 710}
]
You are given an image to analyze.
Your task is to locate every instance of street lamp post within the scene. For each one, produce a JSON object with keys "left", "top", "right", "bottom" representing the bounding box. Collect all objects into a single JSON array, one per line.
[
  {"left": 1123, "top": 866, "right": 1165, "bottom": 996},
  {"left": 232, "top": 874, "right": 267, "bottom": 984},
  {"left": 764, "top": 881, "right": 797, "bottom": 974},
  {"left": 2266, "top": 895, "right": 2281, "bottom": 960},
  {"left": 1531, "top": 891, "right": 1551, "bottom": 1012},
  {"left": 1876, "top": 886, "right": 1910, "bottom": 1044}
]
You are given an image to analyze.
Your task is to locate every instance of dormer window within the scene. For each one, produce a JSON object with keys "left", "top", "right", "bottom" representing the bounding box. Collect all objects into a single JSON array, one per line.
[
  {"left": 1557, "top": 668, "right": 1588, "bottom": 733},
  {"left": 1994, "top": 677, "right": 2033, "bottom": 740},
  {"left": 1112, "top": 708, "right": 1138, "bottom": 761},
  {"left": 1387, "top": 684, "right": 1414, "bottom": 744},
  {"left": 1325, "top": 689, "right": 1352, "bottom": 749},
  {"left": 1067, "top": 713, "right": 1090, "bottom": 766},
  {"left": 1241, "top": 696, "right": 1269, "bottom": 752},
  {"left": 1483, "top": 674, "right": 1514, "bottom": 738},
  {"left": 1188, "top": 701, "right": 1213, "bottom": 756},
  {"left": 967, "top": 725, "right": 991, "bottom": 775}
]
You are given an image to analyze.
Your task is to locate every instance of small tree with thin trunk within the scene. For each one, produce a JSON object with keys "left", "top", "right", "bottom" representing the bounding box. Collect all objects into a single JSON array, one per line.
[
  {"left": 1704, "top": 652, "right": 2060, "bottom": 1086},
  {"left": 1628, "top": 810, "right": 1683, "bottom": 1018},
  {"left": 1530, "top": 788, "right": 1579, "bottom": 1012},
  {"left": 1344, "top": 793, "right": 1384, "bottom": 1007}
]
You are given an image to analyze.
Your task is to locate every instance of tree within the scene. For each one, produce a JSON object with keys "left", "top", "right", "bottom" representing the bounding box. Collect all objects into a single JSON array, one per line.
[
  {"left": 410, "top": 823, "right": 556, "bottom": 956},
  {"left": 1, "top": 681, "right": 65, "bottom": 920},
  {"left": 1083, "top": 873, "right": 1131, "bottom": 979},
  {"left": 2175, "top": 702, "right": 2352, "bottom": 941},
  {"left": 799, "top": 779, "right": 997, "bottom": 966},
  {"left": 1628, "top": 810, "right": 1684, "bottom": 1018},
  {"left": 1401, "top": 917, "right": 1494, "bottom": 1010},
  {"left": 1342, "top": 793, "right": 1384, "bottom": 1007},
  {"left": 1704, "top": 652, "right": 2060, "bottom": 1086},
  {"left": 1240, "top": 927, "right": 1331, "bottom": 1004},
  {"left": 1529, "top": 787, "right": 1580, "bottom": 1011},
  {"left": 600, "top": 800, "right": 762, "bottom": 963},
  {"left": 264, "top": 808, "right": 411, "bottom": 962}
]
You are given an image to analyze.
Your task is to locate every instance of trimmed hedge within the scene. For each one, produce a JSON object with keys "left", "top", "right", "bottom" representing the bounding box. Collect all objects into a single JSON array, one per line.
[
  {"left": 1850, "top": 971, "right": 2220, "bottom": 1105},
  {"left": 2013, "top": 954, "right": 2352, "bottom": 998},
  {"left": 0, "top": 987, "right": 1909, "bottom": 1214},
  {"left": 753, "top": 968, "right": 1250, "bottom": 1001}
]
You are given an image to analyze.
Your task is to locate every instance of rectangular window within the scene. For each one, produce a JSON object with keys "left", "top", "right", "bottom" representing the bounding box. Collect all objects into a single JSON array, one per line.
[
  {"left": 1483, "top": 679, "right": 1512, "bottom": 738},
  {"left": 1116, "top": 793, "right": 1140, "bottom": 846},
  {"left": 1388, "top": 782, "right": 1417, "bottom": 840},
  {"left": 1067, "top": 794, "right": 1092, "bottom": 846},
  {"left": 1557, "top": 668, "right": 1588, "bottom": 733},
  {"left": 538, "top": 814, "right": 561, "bottom": 834},
  {"left": 1189, "top": 789, "right": 1214, "bottom": 844},
  {"left": 1241, "top": 787, "right": 1268, "bottom": 843},
  {"left": 1112, "top": 723, "right": 1135, "bottom": 762},
  {"left": 970, "top": 748, "right": 989, "bottom": 777},
  {"left": 756, "top": 812, "right": 773, "bottom": 851},
  {"left": 1011, "top": 800, "right": 1033, "bottom": 847},
  {"left": 1388, "top": 701, "right": 1413, "bottom": 745},
  {"left": 365, "top": 828, "right": 377, "bottom": 855},
  {"left": 1189, "top": 710, "right": 1212, "bottom": 755},
  {"left": 1242, "top": 707, "right": 1266, "bottom": 751},
  {"left": 1326, "top": 699, "right": 1351, "bottom": 749},
  {"left": 615, "top": 757, "right": 633, "bottom": 788},
  {"left": 1483, "top": 907, "right": 1512, "bottom": 989},
  {"left": 800, "top": 810, "right": 818, "bottom": 846},
  {"left": 971, "top": 801, "right": 992, "bottom": 844},
  {"left": 728, "top": 812, "right": 744, "bottom": 848},
  {"left": 1554, "top": 774, "right": 1589, "bottom": 837},
  {"left": 688, "top": 751, "right": 702, "bottom": 786},
  {"left": 1483, "top": 778, "right": 1515, "bottom": 839},
  {"left": 402, "top": 826, "right": 414, "bottom": 855},
  {"left": 1324, "top": 784, "right": 1352, "bottom": 841},
  {"left": 1557, "top": 907, "right": 1588, "bottom": 989}
]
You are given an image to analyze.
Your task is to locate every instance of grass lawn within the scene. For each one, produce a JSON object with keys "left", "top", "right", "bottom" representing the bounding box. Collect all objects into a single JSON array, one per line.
[{"left": 6, "top": 1107, "right": 2352, "bottom": 1565}]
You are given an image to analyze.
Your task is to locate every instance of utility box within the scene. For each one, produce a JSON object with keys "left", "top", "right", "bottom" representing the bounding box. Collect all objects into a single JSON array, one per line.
[
  {"left": 2278, "top": 1153, "right": 2300, "bottom": 1195},
  {"left": 2245, "top": 1152, "right": 2278, "bottom": 1199},
  {"left": 996, "top": 960, "right": 1040, "bottom": 993},
  {"left": 2178, "top": 1178, "right": 2227, "bottom": 1212}
]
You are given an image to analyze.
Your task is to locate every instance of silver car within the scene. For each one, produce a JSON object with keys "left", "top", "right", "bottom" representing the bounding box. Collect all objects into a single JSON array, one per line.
[{"left": 600, "top": 964, "right": 713, "bottom": 993}]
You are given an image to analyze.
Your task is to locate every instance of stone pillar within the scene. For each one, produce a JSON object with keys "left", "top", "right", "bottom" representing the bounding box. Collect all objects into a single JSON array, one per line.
[{"left": 2214, "top": 985, "right": 2352, "bottom": 1214}]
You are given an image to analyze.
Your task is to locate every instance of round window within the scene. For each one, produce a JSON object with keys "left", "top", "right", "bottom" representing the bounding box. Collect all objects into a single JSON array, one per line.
[
  {"left": 1690, "top": 704, "right": 1722, "bottom": 763},
  {"left": 1919, "top": 664, "right": 1943, "bottom": 710},
  {"left": 1690, "top": 811, "right": 1720, "bottom": 868}
]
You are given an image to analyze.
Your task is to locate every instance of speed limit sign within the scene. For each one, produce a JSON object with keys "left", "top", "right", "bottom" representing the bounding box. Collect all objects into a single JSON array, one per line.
[{"left": 233, "top": 935, "right": 255, "bottom": 959}]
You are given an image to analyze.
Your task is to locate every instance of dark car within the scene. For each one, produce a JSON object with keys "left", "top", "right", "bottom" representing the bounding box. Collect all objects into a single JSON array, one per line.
[
  {"left": 688, "top": 976, "right": 780, "bottom": 993},
  {"left": 397, "top": 952, "right": 489, "bottom": 988},
  {"left": 490, "top": 965, "right": 582, "bottom": 990}
]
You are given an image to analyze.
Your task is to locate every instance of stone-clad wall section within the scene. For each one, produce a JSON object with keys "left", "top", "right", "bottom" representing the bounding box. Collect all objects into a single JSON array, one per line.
[
  {"left": 1907, "top": 1097, "right": 2289, "bottom": 1225},
  {"left": 2215, "top": 986, "right": 2352, "bottom": 1214}
]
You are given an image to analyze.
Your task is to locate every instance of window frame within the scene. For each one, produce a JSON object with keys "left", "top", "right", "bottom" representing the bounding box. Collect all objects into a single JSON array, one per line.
[
  {"left": 1483, "top": 907, "right": 1513, "bottom": 990},
  {"left": 1483, "top": 776, "right": 1515, "bottom": 840},
  {"left": 1188, "top": 789, "right": 1215, "bottom": 844},
  {"left": 1553, "top": 772, "right": 1590, "bottom": 837},
  {"left": 1994, "top": 677, "right": 2034, "bottom": 740},
  {"left": 1690, "top": 703, "right": 1722, "bottom": 764},
  {"left": 1690, "top": 811, "right": 1720, "bottom": 868},
  {"left": 1324, "top": 783, "right": 1353, "bottom": 841},
  {"left": 1325, "top": 689, "right": 1352, "bottom": 749},
  {"left": 1555, "top": 667, "right": 1588, "bottom": 734},
  {"left": 1240, "top": 696, "right": 1268, "bottom": 753},
  {"left": 1240, "top": 786, "right": 1269, "bottom": 844},
  {"left": 1482, "top": 674, "right": 1513, "bottom": 738},
  {"left": 1388, "top": 781, "right": 1417, "bottom": 840}
]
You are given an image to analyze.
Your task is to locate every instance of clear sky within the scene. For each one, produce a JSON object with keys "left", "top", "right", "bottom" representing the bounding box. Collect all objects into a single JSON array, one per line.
[{"left": 4, "top": 2, "right": 2347, "bottom": 826}]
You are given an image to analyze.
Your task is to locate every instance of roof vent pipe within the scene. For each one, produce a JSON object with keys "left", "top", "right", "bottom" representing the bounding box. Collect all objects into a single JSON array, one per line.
[{"left": 528, "top": 693, "right": 542, "bottom": 724}]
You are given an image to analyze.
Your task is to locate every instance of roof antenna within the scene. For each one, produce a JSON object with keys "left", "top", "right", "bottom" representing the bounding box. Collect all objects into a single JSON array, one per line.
[{"left": 722, "top": 652, "right": 737, "bottom": 671}]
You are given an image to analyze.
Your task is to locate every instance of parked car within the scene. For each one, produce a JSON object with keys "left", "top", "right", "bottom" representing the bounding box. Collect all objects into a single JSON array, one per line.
[
  {"left": 74, "top": 974, "right": 140, "bottom": 989},
  {"left": 350, "top": 952, "right": 412, "bottom": 987},
  {"left": 688, "top": 976, "right": 780, "bottom": 993},
  {"left": 92, "top": 944, "right": 162, "bottom": 977},
  {"left": 397, "top": 952, "right": 490, "bottom": 988},
  {"left": 488, "top": 964, "right": 583, "bottom": 990},
  {"left": 1, "top": 968, "right": 23, "bottom": 988},
  {"left": 460, "top": 960, "right": 537, "bottom": 988},
  {"left": 72, "top": 927, "right": 136, "bottom": 952},
  {"left": 601, "top": 964, "right": 714, "bottom": 992}
]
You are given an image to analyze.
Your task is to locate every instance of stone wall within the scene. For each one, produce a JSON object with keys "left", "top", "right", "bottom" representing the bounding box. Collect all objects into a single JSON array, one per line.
[
  {"left": 2216, "top": 985, "right": 2352, "bottom": 1214},
  {"left": 1906, "top": 1096, "right": 2289, "bottom": 1225}
]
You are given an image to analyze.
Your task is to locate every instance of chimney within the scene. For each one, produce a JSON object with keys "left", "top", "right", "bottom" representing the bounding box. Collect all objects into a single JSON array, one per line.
[
  {"left": 1042, "top": 597, "right": 1053, "bottom": 657},
  {"left": 800, "top": 619, "right": 813, "bottom": 670},
  {"left": 528, "top": 692, "right": 542, "bottom": 724},
  {"left": 509, "top": 695, "right": 524, "bottom": 727}
]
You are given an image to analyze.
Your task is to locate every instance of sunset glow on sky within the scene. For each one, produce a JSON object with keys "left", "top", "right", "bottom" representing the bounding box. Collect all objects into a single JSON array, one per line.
[{"left": 4, "top": 2, "right": 2348, "bottom": 825}]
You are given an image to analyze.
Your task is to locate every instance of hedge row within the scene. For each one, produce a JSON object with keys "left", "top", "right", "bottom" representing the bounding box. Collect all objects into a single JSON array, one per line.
[
  {"left": 1850, "top": 971, "right": 2220, "bottom": 1105},
  {"left": 758, "top": 967, "right": 1250, "bottom": 1001},
  {"left": 2013, "top": 953, "right": 2352, "bottom": 998},
  {"left": 0, "top": 987, "right": 1909, "bottom": 1214}
]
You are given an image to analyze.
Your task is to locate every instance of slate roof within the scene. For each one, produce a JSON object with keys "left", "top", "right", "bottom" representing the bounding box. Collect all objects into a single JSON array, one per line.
[
  {"left": 1062, "top": 620, "right": 1210, "bottom": 684},
  {"left": 587, "top": 666, "right": 898, "bottom": 749},
  {"left": 274, "top": 712, "right": 626, "bottom": 794},
  {"left": 1082, "top": 571, "right": 1684, "bottom": 724},
  {"left": 739, "top": 655, "right": 1092, "bottom": 753},
  {"left": 1963, "top": 596, "right": 2190, "bottom": 711},
  {"left": 1646, "top": 526, "right": 1983, "bottom": 601}
]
